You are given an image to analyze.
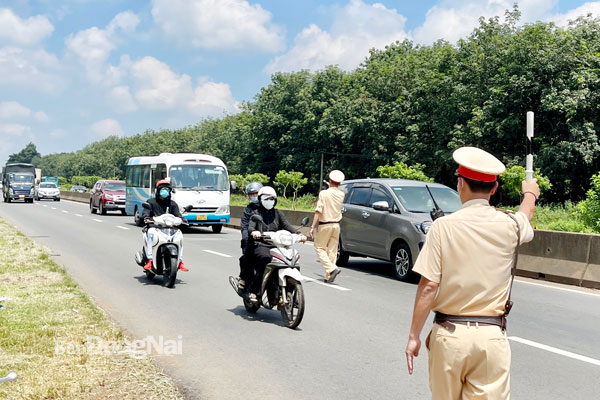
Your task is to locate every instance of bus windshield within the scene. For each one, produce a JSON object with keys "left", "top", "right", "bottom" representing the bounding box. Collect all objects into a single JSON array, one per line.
[
  {"left": 392, "top": 186, "right": 462, "bottom": 214},
  {"left": 169, "top": 165, "right": 229, "bottom": 191}
]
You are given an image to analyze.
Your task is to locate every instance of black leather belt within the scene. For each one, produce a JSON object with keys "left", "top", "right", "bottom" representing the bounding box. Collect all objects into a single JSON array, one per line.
[
  {"left": 318, "top": 221, "right": 340, "bottom": 225},
  {"left": 435, "top": 312, "right": 506, "bottom": 332}
]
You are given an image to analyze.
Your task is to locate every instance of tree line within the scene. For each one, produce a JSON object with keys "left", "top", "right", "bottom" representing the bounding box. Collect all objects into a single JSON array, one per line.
[{"left": 10, "top": 7, "right": 600, "bottom": 204}]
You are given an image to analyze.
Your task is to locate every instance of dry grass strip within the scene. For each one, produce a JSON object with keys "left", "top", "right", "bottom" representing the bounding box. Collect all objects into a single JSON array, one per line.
[{"left": 0, "top": 218, "right": 184, "bottom": 399}]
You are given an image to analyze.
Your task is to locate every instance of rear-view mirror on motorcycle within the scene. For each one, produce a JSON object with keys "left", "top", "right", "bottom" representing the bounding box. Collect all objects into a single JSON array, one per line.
[
  {"left": 301, "top": 217, "right": 310, "bottom": 227},
  {"left": 142, "top": 202, "right": 150, "bottom": 210},
  {"left": 251, "top": 214, "right": 263, "bottom": 223},
  {"left": 184, "top": 205, "right": 193, "bottom": 212}
]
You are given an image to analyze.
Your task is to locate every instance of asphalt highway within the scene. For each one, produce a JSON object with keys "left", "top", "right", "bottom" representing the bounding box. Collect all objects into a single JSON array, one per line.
[{"left": 0, "top": 199, "right": 599, "bottom": 399}]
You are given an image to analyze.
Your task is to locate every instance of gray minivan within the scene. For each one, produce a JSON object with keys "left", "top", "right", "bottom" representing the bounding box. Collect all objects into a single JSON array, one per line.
[{"left": 337, "top": 178, "right": 462, "bottom": 281}]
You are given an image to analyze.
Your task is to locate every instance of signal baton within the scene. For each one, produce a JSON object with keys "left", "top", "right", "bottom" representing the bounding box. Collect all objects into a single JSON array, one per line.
[{"left": 526, "top": 111, "right": 534, "bottom": 182}]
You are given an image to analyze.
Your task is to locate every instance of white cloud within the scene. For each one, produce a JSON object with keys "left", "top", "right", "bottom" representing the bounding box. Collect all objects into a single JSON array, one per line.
[
  {"left": 412, "top": 0, "right": 560, "bottom": 44},
  {"left": 0, "top": 8, "right": 54, "bottom": 46},
  {"left": 90, "top": 118, "right": 124, "bottom": 138},
  {"left": 129, "top": 56, "right": 239, "bottom": 116},
  {"left": 0, "top": 101, "right": 48, "bottom": 122},
  {"left": 66, "top": 11, "right": 139, "bottom": 84},
  {"left": 0, "top": 123, "right": 31, "bottom": 137},
  {"left": 550, "top": 2, "right": 600, "bottom": 26},
  {"left": 108, "top": 85, "right": 138, "bottom": 113},
  {"left": 34, "top": 111, "right": 49, "bottom": 122},
  {"left": 0, "top": 46, "right": 63, "bottom": 92},
  {"left": 151, "top": 0, "right": 284, "bottom": 52},
  {"left": 266, "top": 0, "right": 408, "bottom": 73},
  {"left": 0, "top": 101, "right": 31, "bottom": 119}
]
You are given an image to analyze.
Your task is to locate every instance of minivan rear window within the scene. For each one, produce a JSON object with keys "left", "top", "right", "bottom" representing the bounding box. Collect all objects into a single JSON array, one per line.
[
  {"left": 349, "top": 187, "right": 370, "bottom": 206},
  {"left": 392, "top": 186, "right": 461, "bottom": 213}
]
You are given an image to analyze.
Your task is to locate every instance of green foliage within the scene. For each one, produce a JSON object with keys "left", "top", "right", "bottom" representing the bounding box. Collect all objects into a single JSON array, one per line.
[
  {"left": 229, "top": 173, "right": 270, "bottom": 194},
  {"left": 7, "top": 142, "right": 41, "bottom": 164},
  {"left": 244, "top": 173, "right": 270, "bottom": 185},
  {"left": 577, "top": 172, "right": 600, "bottom": 232},
  {"left": 499, "top": 166, "right": 552, "bottom": 205},
  {"left": 376, "top": 162, "right": 433, "bottom": 182},
  {"left": 274, "top": 170, "right": 308, "bottom": 208},
  {"left": 71, "top": 175, "right": 104, "bottom": 188},
  {"left": 229, "top": 174, "right": 246, "bottom": 193},
  {"left": 531, "top": 202, "right": 592, "bottom": 233},
  {"left": 230, "top": 193, "right": 317, "bottom": 212}
]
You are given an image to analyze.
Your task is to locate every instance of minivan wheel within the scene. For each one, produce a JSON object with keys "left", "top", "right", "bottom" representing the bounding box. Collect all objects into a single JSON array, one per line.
[
  {"left": 392, "top": 242, "right": 412, "bottom": 281},
  {"left": 90, "top": 200, "right": 96, "bottom": 214},
  {"left": 336, "top": 239, "right": 349, "bottom": 267}
]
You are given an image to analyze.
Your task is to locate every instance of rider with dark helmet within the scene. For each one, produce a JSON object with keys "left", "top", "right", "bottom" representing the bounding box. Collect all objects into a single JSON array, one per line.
[
  {"left": 237, "top": 181, "right": 263, "bottom": 293},
  {"left": 139, "top": 178, "right": 188, "bottom": 272}
]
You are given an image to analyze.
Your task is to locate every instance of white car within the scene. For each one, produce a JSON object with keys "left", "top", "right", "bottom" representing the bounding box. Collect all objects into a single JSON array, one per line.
[{"left": 35, "top": 182, "right": 60, "bottom": 201}]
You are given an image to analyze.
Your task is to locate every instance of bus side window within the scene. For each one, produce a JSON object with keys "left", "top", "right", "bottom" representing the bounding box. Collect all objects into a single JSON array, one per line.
[
  {"left": 132, "top": 166, "right": 142, "bottom": 187},
  {"left": 152, "top": 164, "right": 167, "bottom": 189},
  {"left": 142, "top": 166, "right": 150, "bottom": 189}
]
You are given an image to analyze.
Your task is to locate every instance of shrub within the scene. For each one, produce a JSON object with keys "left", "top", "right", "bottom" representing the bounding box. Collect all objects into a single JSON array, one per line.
[
  {"left": 577, "top": 172, "right": 600, "bottom": 232},
  {"left": 376, "top": 162, "right": 433, "bottom": 182},
  {"left": 499, "top": 166, "right": 551, "bottom": 205}
]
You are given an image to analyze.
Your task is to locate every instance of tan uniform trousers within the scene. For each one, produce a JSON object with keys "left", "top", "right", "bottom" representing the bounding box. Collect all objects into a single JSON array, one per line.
[
  {"left": 314, "top": 223, "right": 340, "bottom": 274},
  {"left": 427, "top": 322, "right": 511, "bottom": 400}
]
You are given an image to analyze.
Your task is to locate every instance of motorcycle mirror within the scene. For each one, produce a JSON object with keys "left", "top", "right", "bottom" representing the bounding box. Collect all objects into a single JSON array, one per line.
[
  {"left": 251, "top": 214, "right": 263, "bottom": 223},
  {"left": 142, "top": 202, "right": 150, "bottom": 210},
  {"left": 301, "top": 217, "right": 310, "bottom": 227},
  {"left": 184, "top": 205, "right": 193, "bottom": 212}
]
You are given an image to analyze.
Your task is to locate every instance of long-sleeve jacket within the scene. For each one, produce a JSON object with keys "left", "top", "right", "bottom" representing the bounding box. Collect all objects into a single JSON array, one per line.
[
  {"left": 247, "top": 207, "right": 298, "bottom": 236},
  {"left": 142, "top": 197, "right": 182, "bottom": 221},
  {"left": 241, "top": 202, "right": 260, "bottom": 249}
]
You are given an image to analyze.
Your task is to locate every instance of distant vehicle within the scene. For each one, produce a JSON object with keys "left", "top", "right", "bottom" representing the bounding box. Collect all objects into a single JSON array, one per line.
[
  {"left": 337, "top": 178, "right": 462, "bottom": 281},
  {"left": 90, "top": 180, "right": 126, "bottom": 215},
  {"left": 34, "top": 182, "right": 60, "bottom": 201},
  {"left": 125, "top": 153, "right": 233, "bottom": 233},
  {"left": 2, "top": 163, "right": 36, "bottom": 203},
  {"left": 69, "top": 185, "right": 87, "bottom": 193},
  {"left": 42, "top": 176, "right": 59, "bottom": 186}
]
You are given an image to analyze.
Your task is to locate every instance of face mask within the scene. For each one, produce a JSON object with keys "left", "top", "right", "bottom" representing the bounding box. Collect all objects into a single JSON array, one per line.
[
  {"left": 159, "top": 188, "right": 170, "bottom": 198},
  {"left": 261, "top": 198, "right": 275, "bottom": 210},
  {"left": 250, "top": 197, "right": 259, "bottom": 204}
]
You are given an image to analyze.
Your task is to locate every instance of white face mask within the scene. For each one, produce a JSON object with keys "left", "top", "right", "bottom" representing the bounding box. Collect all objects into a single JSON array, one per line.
[{"left": 261, "top": 198, "right": 275, "bottom": 210}]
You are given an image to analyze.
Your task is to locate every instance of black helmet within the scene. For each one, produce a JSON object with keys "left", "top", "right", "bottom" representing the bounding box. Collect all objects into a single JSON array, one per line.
[{"left": 245, "top": 181, "right": 263, "bottom": 194}]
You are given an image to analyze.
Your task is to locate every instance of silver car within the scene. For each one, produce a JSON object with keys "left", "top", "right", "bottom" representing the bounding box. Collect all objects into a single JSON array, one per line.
[
  {"left": 337, "top": 178, "right": 462, "bottom": 281},
  {"left": 35, "top": 182, "right": 61, "bottom": 201}
]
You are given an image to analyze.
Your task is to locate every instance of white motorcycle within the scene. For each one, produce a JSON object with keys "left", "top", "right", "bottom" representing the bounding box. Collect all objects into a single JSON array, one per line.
[
  {"left": 229, "top": 215, "right": 309, "bottom": 329},
  {"left": 135, "top": 204, "right": 189, "bottom": 288}
]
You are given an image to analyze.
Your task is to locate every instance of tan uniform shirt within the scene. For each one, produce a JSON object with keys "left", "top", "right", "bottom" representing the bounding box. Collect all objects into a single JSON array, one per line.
[
  {"left": 315, "top": 187, "right": 345, "bottom": 223},
  {"left": 413, "top": 199, "right": 534, "bottom": 316}
]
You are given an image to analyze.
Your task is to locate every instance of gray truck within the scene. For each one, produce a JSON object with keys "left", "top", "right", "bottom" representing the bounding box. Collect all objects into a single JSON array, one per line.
[{"left": 2, "top": 163, "right": 36, "bottom": 203}]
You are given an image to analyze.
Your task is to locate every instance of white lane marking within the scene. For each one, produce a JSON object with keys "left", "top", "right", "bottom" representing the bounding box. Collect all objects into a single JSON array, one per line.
[
  {"left": 302, "top": 276, "right": 351, "bottom": 291},
  {"left": 51, "top": 207, "right": 57, "bottom": 210},
  {"left": 75, "top": 214, "right": 83, "bottom": 217},
  {"left": 509, "top": 336, "right": 600, "bottom": 366},
  {"left": 203, "top": 250, "right": 232, "bottom": 258},
  {"left": 117, "top": 226, "right": 129, "bottom": 230},
  {"left": 93, "top": 219, "right": 103, "bottom": 223},
  {"left": 515, "top": 279, "right": 600, "bottom": 298},
  {"left": 62, "top": 210, "right": 69, "bottom": 214}
]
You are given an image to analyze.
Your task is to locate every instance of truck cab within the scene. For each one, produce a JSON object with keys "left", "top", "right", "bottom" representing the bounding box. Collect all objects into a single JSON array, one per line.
[{"left": 2, "top": 163, "right": 36, "bottom": 203}]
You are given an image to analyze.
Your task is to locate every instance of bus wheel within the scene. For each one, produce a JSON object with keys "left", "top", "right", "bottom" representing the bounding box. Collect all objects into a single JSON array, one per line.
[{"left": 212, "top": 225, "right": 223, "bottom": 233}]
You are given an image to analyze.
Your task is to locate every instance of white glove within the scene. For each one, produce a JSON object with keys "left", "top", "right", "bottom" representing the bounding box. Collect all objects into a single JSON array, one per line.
[{"left": 251, "top": 231, "right": 261, "bottom": 239}]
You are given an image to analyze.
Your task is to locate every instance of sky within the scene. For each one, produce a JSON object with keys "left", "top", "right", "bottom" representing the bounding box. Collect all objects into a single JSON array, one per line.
[{"left": 1, "top": 0, "right": 599, "bottom": 165}]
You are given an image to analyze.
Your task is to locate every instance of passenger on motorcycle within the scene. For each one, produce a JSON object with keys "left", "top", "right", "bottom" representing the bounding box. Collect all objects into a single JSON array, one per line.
[
  {"left": 140, "top": 179, "right": 189, "bottom": 272},
  {"left": 247, "top": 186, "right": 307, "bottom": 302},
  {"left": 238, "top": 181, "right": 263, "bottom": 293}
]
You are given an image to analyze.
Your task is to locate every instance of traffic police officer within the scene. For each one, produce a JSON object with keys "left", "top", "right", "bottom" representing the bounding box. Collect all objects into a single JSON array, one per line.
[
  {"left": 310, "top": 170, "right": 345, "bottom": 283},
  {"left": 405, "top": 147, "right": 539, "bottom": 399}
]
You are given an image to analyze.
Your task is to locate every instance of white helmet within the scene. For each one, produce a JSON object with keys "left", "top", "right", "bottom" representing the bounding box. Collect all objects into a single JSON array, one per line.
[{"left": 258, "top": 186, "right": 277, "bottom": 199}]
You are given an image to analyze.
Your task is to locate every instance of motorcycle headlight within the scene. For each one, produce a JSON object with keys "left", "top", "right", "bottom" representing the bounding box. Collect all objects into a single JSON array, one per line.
[
  {"left": 215, "top": 205, "right": 229, "bottom": 215},
  {"left": 280, "top": 232, "right": 293, "bottom": 247}
]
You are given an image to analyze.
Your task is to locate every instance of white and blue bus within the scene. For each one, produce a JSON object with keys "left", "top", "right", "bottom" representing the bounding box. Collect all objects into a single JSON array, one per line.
[{"left": 125, "top": 153, "right": 232, "bottom": 233}]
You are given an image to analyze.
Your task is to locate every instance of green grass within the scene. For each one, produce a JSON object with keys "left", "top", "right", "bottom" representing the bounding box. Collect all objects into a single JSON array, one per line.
[
  {"left": 0, "top": 218, "right": 183, "bottom": 399},
  {"left": 231, "top": 193, "right": 317, "bottom": 211},
  {"left": 501, "top": 202, "right": 595, "bottom": 233}
]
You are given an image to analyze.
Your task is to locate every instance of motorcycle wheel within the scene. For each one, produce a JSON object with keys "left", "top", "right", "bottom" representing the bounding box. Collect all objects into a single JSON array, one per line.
[
  {"left": 162, "top": 255, "right": 178, "bottom": 288},
  {"left": 280, "top": 278, "right": 305, "bottom": 329},
  {"left": 243, "top": 298, "right": 260, "bottom": 313}
]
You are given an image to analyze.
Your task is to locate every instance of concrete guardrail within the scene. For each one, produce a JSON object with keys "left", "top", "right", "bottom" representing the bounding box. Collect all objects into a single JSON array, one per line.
[{"left": 60, "top": 193, "right": 600, "bottom": 289}]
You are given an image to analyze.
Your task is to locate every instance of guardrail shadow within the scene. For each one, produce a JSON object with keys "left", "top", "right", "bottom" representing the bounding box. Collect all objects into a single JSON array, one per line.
[{"left": 339, "top": 259, "right": 420, "bottom": 285}]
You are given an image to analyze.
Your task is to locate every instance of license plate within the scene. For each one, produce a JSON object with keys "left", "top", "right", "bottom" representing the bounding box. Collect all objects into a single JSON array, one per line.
[
  {"left": 19, "top": 195, "right": 24, "bottom": 198},
  {"left": 196, "top": 215, "right": 207, "bottom": 221}
]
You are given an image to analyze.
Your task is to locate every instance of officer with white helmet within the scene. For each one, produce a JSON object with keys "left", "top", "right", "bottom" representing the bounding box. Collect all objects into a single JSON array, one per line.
[
  {"left": 405, "top": 147, "right": 540, "bottom": 399},
  {"left": 310, "top": 169, "right": 345, "bottom": 283},
  {"left": 247, "top": 186, "right": 307, "bottom": 302}
]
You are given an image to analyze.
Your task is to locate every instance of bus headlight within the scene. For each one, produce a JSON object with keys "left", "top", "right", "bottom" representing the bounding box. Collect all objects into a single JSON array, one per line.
[{"left": 215, "top": 205, "right": 229, "bottom": 215}]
